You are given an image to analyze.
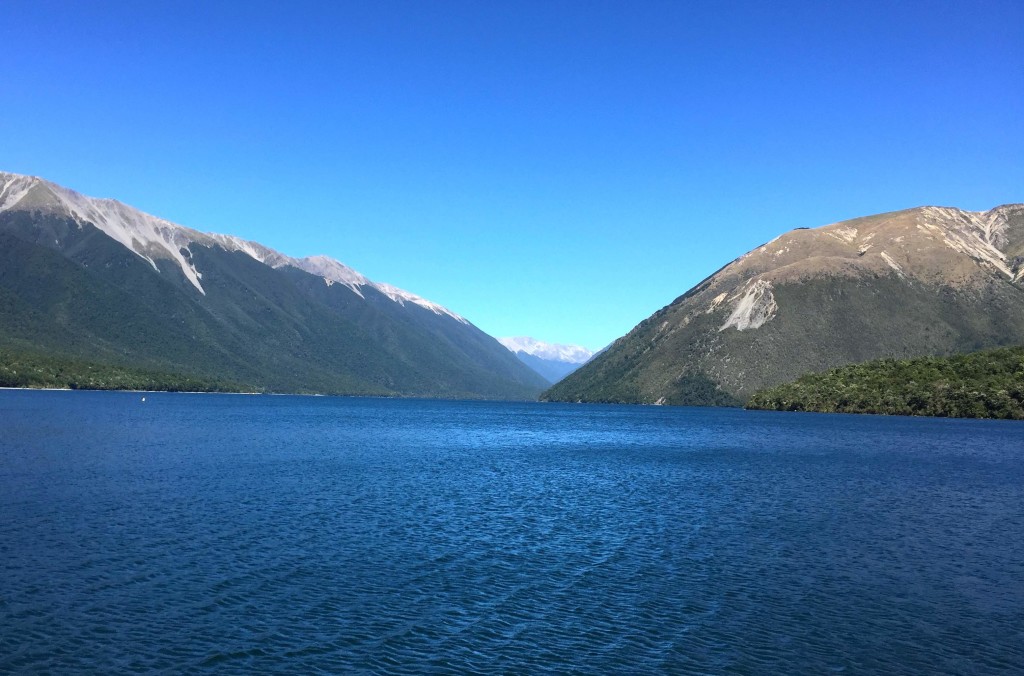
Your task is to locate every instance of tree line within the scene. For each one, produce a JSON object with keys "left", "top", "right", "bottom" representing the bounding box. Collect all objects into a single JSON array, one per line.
[
  {"left": 747, "top": 346, "right": 1024, "bottom": 419},
  {"left": 0, "top": 347, "right": 252, "bottom": 393}
]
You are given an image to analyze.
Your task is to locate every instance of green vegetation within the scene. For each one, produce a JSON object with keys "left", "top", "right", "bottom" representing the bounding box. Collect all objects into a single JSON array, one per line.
[
  {"left": 0, "top": 347, "right": 251, "bottom": 393},
  {"left": 747, "top": 346, "right": 1024, "bottom": 419},
  {"left": 0, "top": 215, "right": 547, "bottom": 400}
]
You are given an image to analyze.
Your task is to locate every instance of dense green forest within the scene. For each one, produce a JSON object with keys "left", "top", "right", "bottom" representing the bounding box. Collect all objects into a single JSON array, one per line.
[
  {"left": 0, "top": 347, "right": 252, "bottom": 393},
  {"left": 747, "top": 346, "right": 1024, "bottom": 419}
]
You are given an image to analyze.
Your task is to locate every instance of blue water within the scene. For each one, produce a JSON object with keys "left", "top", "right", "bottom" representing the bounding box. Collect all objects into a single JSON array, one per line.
[{"left": 1, "top": 391, "right": 1022, "bottom": 673}]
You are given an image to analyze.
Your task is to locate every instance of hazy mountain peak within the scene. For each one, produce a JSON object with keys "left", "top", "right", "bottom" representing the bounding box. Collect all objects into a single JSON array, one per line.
[
  {"left": 497, "top": 337, "right": 595, "bottom": 385},
  {"left": 498, "top": 337, "right": 594, "bottom": 364}
]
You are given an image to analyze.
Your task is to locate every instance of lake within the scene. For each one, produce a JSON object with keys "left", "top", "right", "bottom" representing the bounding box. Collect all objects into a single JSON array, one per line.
[{"left": 1, "top": 390, "right": 1022, "bottom": 673}]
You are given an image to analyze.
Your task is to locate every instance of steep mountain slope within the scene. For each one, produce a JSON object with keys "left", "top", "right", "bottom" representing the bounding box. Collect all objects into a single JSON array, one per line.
[
  {"left": 0, "top": 172, "right": 548, "bottom": 398},
  {"left": 543, "top": 204, "right": 1024, "bottom": 405},
  {"left": 497, "top": 336, "right": 594, "bottom": 383}
]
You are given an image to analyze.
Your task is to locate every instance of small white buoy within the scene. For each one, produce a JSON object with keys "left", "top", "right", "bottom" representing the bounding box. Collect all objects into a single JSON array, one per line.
[{"left": 141, "top": 396, "right": 146, "bottom": 402}]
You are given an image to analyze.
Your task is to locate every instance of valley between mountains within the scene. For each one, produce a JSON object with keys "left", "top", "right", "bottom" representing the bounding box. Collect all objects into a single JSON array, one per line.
[{"left": 2, "top": 170, "right": 1021, "bottom": 409}]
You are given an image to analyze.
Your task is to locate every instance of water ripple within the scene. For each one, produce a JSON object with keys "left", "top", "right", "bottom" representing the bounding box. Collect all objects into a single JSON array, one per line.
[{"left": 1, "top": 392, "right": 1023, "bottom": 673}]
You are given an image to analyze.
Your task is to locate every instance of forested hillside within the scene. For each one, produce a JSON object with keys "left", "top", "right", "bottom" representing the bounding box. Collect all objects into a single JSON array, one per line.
[
  {"left": 747, "top": 346, "right": 1024, "bottom": 419},
  {"left": 0, "top": 347, "right": 249, "bottom": 392}
]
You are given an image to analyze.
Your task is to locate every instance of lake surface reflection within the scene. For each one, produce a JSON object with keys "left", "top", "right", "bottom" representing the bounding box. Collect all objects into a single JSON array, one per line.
[{"left": 2, "top": 390, "right": 1022, "bottom": 673}]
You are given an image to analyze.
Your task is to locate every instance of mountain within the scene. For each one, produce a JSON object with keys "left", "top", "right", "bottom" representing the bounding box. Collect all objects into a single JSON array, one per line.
[
  {"left": 497, "top": 336, "right": 594, "bottom": 384},
  {"left": 543, "top": 204, "right": 1024, "bottom": 406},
  {"left": 0, "top": 171, "right": 549, "bottom": 399}
]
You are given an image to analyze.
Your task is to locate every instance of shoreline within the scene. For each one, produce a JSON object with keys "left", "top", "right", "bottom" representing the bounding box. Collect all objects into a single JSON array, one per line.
[{"left": 0, "top": 386, "right": 263, "bottom": 395}]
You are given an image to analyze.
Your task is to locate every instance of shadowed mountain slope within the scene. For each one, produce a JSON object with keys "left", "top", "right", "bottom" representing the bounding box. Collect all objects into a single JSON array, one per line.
[{"left": 0, "top": 172, "right": 548, "bottom": 398}]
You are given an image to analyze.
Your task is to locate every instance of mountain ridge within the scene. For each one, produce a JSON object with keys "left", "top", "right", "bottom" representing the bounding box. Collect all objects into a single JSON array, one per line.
[
  {"left": 543, "top": 203, "right": 1024, "bottom": 405},
  {"left": 0, "top": 171, "right": 467, "bottom": 321},
  {"left": 0, "top": 171, "right": 547, "bottom": 399}
]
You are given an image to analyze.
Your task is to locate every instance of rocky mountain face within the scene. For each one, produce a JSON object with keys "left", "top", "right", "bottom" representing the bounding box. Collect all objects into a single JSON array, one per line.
[
  {"left": 543, "top": 204, "right": 1024, "bottom": 406},
  {"left": 0, "top": 171, "right": 548, "bottom": 398},
  {"left": 497, "top": 337, "right": 594, "bottom": 384}
]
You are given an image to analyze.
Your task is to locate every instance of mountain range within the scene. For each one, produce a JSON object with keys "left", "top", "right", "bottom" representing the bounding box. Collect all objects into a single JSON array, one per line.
[
  {"left": 543, "top": 203, "right": 1024, "bottom": 406},
  {"left": 497, "top": 336, "right": 594, "bottom": 384},
  {"left": 6, "top": 171, "right": 1020, "bottom": 405},
  {"left": 0, "top": 171, "right": 549, "bottom": 398}
]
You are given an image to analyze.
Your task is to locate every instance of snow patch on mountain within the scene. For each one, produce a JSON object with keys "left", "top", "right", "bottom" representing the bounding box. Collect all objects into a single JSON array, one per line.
[{"left": 497, "top": 337, "right": 594, "bottom": 364}]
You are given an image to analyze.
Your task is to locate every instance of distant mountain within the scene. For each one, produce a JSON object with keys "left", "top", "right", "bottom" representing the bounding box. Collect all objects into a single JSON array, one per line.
[
  {"left": 498, "top": 336, "right": 594, "bottom": 384},
  {"left": 543, "top": 203, "right": 1024, "bottom": 406},
  {"left": 0, "top": 171, "right": 549, "bottom": 398}
]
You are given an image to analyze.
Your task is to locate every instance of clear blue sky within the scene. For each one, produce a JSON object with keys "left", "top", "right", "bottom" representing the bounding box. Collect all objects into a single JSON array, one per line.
[{"left": 3, "top": 0, "right": 1021, "bottom": 350}]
